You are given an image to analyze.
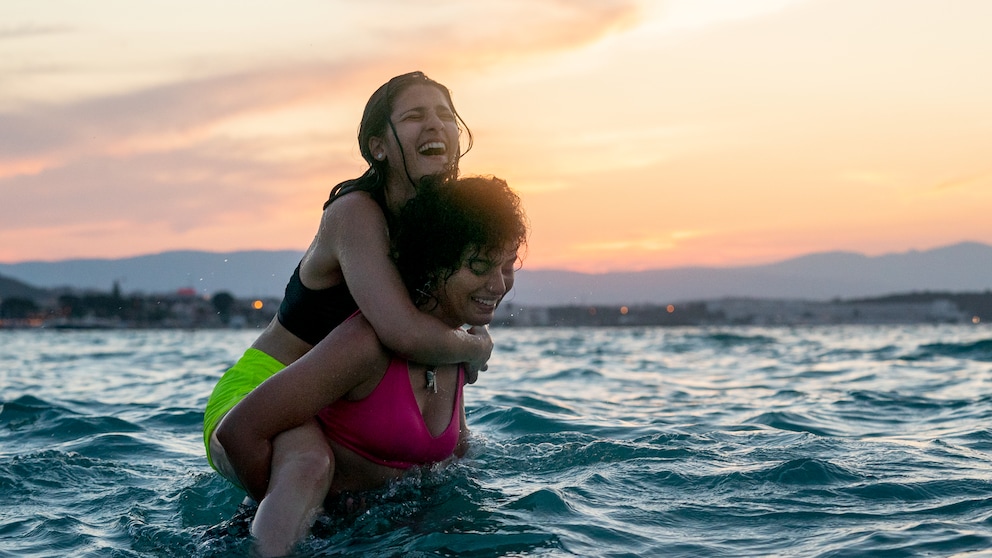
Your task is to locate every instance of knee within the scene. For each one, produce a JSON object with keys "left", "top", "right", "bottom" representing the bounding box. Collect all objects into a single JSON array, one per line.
[
  {"left": 208, "top": 431, "right": 240, "bottom": 485},
  {"left": 285, "top": 446, "right": 334, "bottom": 491}
]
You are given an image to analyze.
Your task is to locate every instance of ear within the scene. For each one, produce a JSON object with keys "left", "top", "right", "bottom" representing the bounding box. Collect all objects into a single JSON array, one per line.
[{"left": 368, "top": 136, "right": 385, "bottom": 159}]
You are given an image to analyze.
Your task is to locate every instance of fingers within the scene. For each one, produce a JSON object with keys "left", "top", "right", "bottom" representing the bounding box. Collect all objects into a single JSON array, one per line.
[
  {"left": 465, "top": 367, "right": 479, "bottom": 384},
  {"left": 464, "top": 325, "right": 492, "bottom": 385},
  {"left": 463, "top": 361, "right": 490, "bottom": 384}
]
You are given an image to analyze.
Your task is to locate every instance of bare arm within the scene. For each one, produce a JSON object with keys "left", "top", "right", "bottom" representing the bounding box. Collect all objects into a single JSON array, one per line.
[
  {"left": 215, "top": 317, "right": 387, "bottom": 499},
  {"left": 320, "top": 194, "right": 492, "bottom": 371}
]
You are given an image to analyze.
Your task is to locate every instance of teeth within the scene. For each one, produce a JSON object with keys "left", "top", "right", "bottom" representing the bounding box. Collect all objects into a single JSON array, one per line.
[
  {"left": 418, "top": 142, "right": 447, "bottom": 155},
  {"left": 473, "top": 297, "right": 498, "bottom": 306}
]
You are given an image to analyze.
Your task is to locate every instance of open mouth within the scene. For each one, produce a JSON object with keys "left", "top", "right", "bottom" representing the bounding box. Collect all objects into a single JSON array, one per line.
[
  {"left": 418, "top": 141, "right": 447, "bottom": 157},
  {"left": 472, "top": 296, "right": 499, "bottom": 309}
]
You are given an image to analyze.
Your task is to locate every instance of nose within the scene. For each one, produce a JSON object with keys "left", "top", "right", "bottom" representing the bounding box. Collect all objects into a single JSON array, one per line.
[
  {"left": 425, "top": 110, "right": 446, "bottom": 131},
  {"left": 486, "top": 269, "right": 507, "bottom": 296}
]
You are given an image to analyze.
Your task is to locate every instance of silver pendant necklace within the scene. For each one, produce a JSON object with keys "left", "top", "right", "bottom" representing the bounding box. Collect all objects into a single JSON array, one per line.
[{"left": 425, "top": 366, "right": 438, "bottom": 393}]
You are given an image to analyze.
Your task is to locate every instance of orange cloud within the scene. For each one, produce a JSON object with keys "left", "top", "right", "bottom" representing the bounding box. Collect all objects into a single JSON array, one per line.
[
  {"left": 3, "top": 0, "right": 991, "bottom": 271},
  {"left": 933, "top": 171, "right": 992, "bottom": 192}
]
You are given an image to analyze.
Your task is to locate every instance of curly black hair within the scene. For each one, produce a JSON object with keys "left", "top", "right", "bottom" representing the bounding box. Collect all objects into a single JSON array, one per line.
[{"left": 391, "top": 175, "right": 528, "bottom": 308}]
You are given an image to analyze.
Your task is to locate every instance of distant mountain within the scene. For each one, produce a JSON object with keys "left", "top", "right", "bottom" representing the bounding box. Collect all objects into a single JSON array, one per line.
[
  {"left": 0, "top": 274, "right": 49, "bottom": 300},
  {"left": 1, "top": 242, "right": 989, "bottom": 305},
  {"left": 508, "top": 242, "right": 992, "bottom": 306},
  {"left": 0, "top": 250, "right": 304, "bottom": 300}
]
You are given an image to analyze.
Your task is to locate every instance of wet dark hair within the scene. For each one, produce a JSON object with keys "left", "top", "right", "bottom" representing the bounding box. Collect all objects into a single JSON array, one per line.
[
  {"left": 323, "top": 71, "right": 473, "bottom": 211},
  {"left": 392, "top": 175, "right": 528, "bottom": 308}
]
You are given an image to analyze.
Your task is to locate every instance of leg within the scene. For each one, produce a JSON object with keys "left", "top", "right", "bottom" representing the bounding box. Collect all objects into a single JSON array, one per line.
[
  {"left": 222, "top": 419, "right": 334, "bottom": 557},
  {"left": 208, "top": 427, "right": 245, "bottom": 489}
]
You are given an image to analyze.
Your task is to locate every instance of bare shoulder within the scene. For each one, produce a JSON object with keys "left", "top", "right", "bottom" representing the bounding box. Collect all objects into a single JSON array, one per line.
[
  {"left": 303, "top": 192, "right": 385, "bottom": 285},
  {"left": 315, "top": 313, "right": 388, "bottom": 366},
  {"left": 314, "top": 191, "right": 392, "bottom": 279},
  {"left": 332, "top": 311, "right": 377, "bottom": 344},
  {"left": 325, "top": 314, "right": 392, "bottom": 396},
  {"left": 321, "top": 191, "right": 386, "bottom": 234}
]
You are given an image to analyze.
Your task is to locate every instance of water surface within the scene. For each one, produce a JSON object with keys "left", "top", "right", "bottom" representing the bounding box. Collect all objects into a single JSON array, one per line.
[{"left": 2, "top": 325, "right": 992, "bottom": 556}]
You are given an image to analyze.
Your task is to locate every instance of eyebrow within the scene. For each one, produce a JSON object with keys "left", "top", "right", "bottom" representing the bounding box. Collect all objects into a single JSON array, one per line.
[
  {"left": 478, "top": 250, "right": 518, "bottom": 263},
  {"left": 396, "top": 104, "right": 453, "bottom": 117}
]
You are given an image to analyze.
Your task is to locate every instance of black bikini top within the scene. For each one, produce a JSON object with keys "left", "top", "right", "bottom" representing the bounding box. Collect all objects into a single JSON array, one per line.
[{"left": 277, "top": 263, "right": 358, "bottom": 345}]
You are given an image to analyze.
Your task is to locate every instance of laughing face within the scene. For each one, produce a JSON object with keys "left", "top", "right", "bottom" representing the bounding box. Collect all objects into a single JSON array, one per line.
[
  {"left": 433, "top": 243, "right": 519, "bottom": 328},
  {"left": 371, "top": 83, "right": 461, "bottom": 187}
]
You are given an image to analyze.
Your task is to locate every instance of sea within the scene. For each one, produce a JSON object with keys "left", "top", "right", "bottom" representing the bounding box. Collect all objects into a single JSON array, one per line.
[{"left": 2, "top": 324, "right": 992, "bottom": 557}]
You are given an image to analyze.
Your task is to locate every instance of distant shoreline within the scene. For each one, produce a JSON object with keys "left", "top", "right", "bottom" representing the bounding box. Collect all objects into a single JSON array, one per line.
[
  {"left": 3, "top": 290, "right": 989, "bottom": 330},
  {"left": 496, "top": 291, "right": 991, "bottom": 327}
]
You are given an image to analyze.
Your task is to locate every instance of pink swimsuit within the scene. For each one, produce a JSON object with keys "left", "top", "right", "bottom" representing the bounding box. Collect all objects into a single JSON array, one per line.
[{"left": 317, "top": 356, "right": 464, "bottom": 469}]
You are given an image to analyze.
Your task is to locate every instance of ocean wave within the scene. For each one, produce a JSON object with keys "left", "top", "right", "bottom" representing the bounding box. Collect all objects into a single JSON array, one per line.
[
  {"left": 904, "top": 338, "right": 992, "bottom": 361},
  {"left": 5, "top": 326, "right": 992, "bottom": 557}
]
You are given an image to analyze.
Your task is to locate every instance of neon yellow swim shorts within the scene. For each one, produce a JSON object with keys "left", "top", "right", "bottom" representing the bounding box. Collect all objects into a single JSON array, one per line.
[{"left": 203, "top": 348, "right": 286, "bottom": 469}]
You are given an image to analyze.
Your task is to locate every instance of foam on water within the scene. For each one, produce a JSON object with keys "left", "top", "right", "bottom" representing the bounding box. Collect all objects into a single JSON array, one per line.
[{"left": 2, "top": 325, "right": 992, "bottom": 557}]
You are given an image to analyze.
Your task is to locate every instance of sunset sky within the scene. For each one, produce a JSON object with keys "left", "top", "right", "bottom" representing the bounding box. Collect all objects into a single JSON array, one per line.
[{"left": 2, "top": 0, "right": 990, "bottom": 273}]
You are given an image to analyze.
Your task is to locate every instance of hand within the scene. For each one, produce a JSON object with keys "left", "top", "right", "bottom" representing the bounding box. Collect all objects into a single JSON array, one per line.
[{"left": 463, "top": 325, "right": 492, "bottom": 384}]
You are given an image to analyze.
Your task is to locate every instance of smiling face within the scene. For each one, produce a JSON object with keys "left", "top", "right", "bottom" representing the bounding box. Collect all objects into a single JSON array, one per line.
[
  {"left": 369, "top": 83, "right": 461, "bottom": 190},
  {"left": 432, "top": 243, "right": 519, "bottom": 328}
]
